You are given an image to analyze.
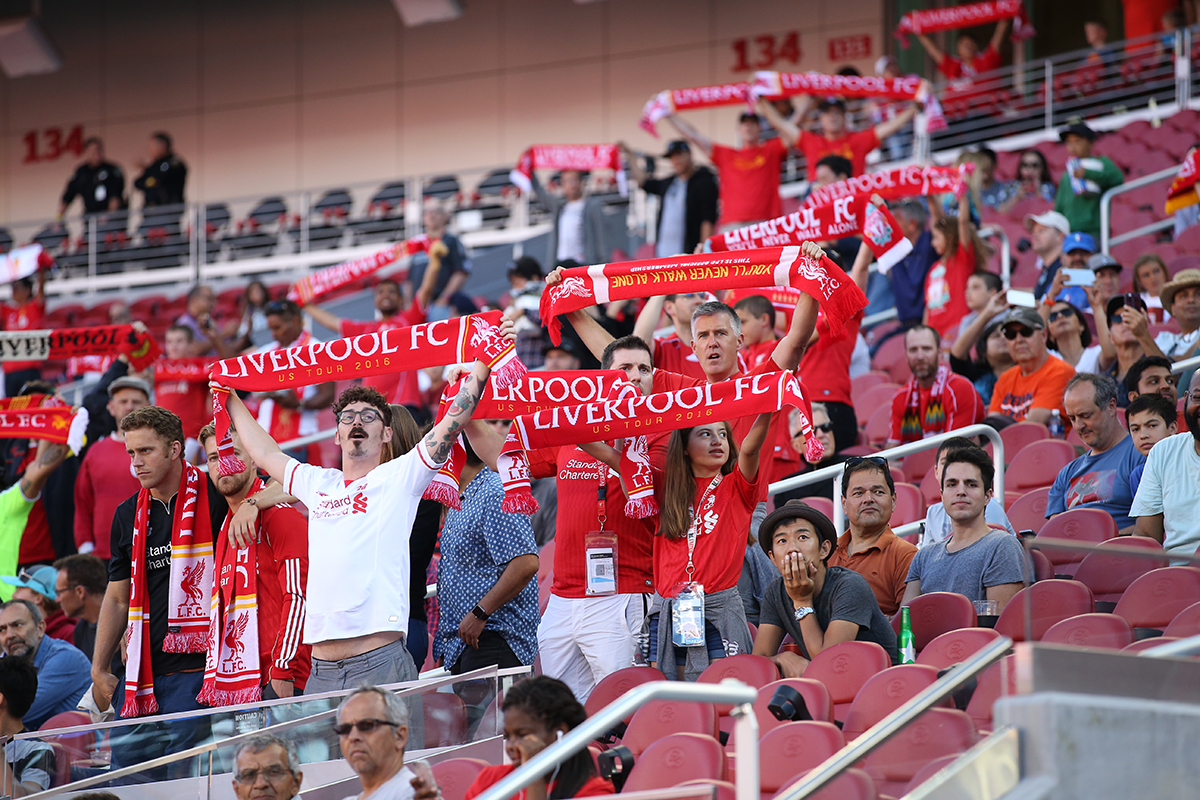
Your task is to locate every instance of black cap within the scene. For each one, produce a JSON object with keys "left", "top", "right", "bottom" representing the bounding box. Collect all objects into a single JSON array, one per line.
[
  {"left": 758, "top": 500, "right": 838, "bottom": 558},
  {"left": 738, "top": 111, "right": 760, "bottom": 124},
  {"left": 1106, "top": 292, "right": 1147, "bottom": 320},
  {"left": 817, "top": 97, "right": 847, "bottom": 113},
  {"left": 663, "top": 140, "right": 690, "bottom": 158},
  {"left": 1060, "top": 122, "right": 1097, "bottom": 142},
  {"left": 543, "top": 338, "right": 577, "bottom": 357}
]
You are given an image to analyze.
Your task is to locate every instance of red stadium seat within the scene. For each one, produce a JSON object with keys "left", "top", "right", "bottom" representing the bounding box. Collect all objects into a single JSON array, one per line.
[
  {"left": 432, "top": 759, "right": 490, "bottom": 800},
  {"left": 424, "top": 692, "right": 467, "bottom": 748},
  {"left": 919, "top": 466, "right": 942, "bottom": 506},
  {"left": 854, "top": 384, "right": 902, "bottom": 422},
  {"left": 1072, "top": 536, "right": 1167, "bottom": 610},
  {"left": 1006, "top": 487, "right": 1051, "bottom": 535},
  {"left": 1164, "top": 601, "right": 1200, "bottom": 638},
  {"left": 965, "top": 654, "right": 1017, "bottom": 734},
  {"left": 753, "top": 679, "right": 835, "bottom": 731},
  {"left": 851, "top": 372, "right": 894, "bottom": 407},
  {"left": 891, "top": 592, "right": 977, "bottom": 652},
  {"left": 698, "top": 655, "right": 780, "bottom": 715},
  {"left": 871, "top": 336, "right": 907, "bottom": 378},
  {"left": 916, "top": 628, "right": 1003, "bottom": 670},
  {"left": 803, "top": 641, "right": 892, "bottom": 723},
  {"left": 583, "top": 666, "right": 664, "bottom": 726},
  {"left": 901, "top": 755, "right": 960, "bottom": 796},
  {"left": 802, "top": 497, "right": 836, "bottom": 519},
  {"left": 862, "top": 708, "right": 977, "bottom": 799},
  {"left": 1030, "top": 549, "right": 1056, "bottom": 582},
  {"left": 900, "top": 449, "right": 938, "bottom": 484},
  {"left": 1033, "top": 507, "right": 1119, "bottom": 577},
  {"left": 775, "top": 768, "right": 878, "bottom": 800},
  {"left": 997, "top": 421, "right": 1050, "bottom": 462},
  {"left": 892, "top": 482, "right": 925, "bottom": 526},
  {"left": 842, "top": 664, "right": 950, "bottom": 741},
  {"left": 1041, "top": 613, "right": 1134, "bottom": 650},
  {"left": 1121, "top": 636, "right": 1181, "bottom": 653},
  {"left": 863, "top": 406, "right": 893, "bottom": 448},
  {"left": 994, "top": 579, "right": 1094, "bottom": 642},
  {"left": 758, "top": 722, "right": 845, "bottom": 796},
  {"left": 622, "top": 699, "right": 719, "bottom": 757},
  {"left": 1113, "top": 567, "right": 1200, "bottom": 633},
  {"left": 623, "top": 733, "right": 725, "bottom": 792},
  {"left": 1004, "top": 440, "right": 1077, "bottom": 493},
  {"left": 682, "top": 781, "right": 736, "bottom": 800}
]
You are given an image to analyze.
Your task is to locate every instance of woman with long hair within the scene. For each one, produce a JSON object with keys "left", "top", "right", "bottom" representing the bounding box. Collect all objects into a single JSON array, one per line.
[
  {"left": 924, "top": 191, "right": 994, "bottom": 338},
  {"left": 1043, "top": 299, "right": 1104, "bottom": 370},
  {"left": 465, "top": 677, "right": 614, "bottom": 800},
  {"left": 997, "top": 149, "right": 1056, "bottom": 213},
  {"left": 1132, "top": 253, "right": 1172, "bottom": 322},
  {"left": 235, "top": 279, "right": 273, "bottom": 350}
]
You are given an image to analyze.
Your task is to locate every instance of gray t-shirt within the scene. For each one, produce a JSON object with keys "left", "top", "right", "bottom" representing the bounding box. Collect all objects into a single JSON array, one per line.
[
  {"left": 343, "top": 765, "right": 415, "bottom": 800},
  {"left": 760, "top": 566, "right": 898, "bottom": 663},
  {"left": 906, "top": 530, "right": 1028, "bottom": 603}
]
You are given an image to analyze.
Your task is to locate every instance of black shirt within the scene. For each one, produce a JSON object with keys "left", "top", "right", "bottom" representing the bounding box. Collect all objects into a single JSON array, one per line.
[
  {"left": 62, "top": 161, "right": 126, "bottom": 213},
  {"left": 74, "top": 618, "right": 124, "bottom": 677},
  {"left": 109, "top": 477, "right": 226, "bottom": 676},
  {"left": 134, "top": 156, "right": 187, "bottom": 207},
  {"left": 642, "top": 167, "right": 719, "bottom": 255}
]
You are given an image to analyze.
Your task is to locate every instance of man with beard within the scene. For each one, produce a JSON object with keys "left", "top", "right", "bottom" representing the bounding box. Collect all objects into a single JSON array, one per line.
[
  {"left": 1133, "top": 371, "right": 1200, "bottom": 562},
  {"left": 887, "top": 325, "right": 984, "bottom": 447},
  {"left": 0, "top": 599, "right": 90, "bottom": 729},
  {"left": 198, "top": 423, "right": 310, "bottom": 702},
  {"left": 1124, "top": 355, "right": 1178, "bottom": 406}
]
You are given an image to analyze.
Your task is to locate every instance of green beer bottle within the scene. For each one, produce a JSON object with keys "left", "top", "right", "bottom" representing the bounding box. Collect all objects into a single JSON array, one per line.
[{"left": 899, "top": 606, "right": 916, "bottom": 664}]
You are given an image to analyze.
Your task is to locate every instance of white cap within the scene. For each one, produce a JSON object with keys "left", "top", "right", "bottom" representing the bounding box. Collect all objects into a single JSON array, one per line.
[{"left": 1023, "top": 210, "right": 1070, "bottom": 236}]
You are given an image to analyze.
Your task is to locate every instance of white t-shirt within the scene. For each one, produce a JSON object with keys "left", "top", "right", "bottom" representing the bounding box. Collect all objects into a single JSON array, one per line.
[
  {"left": 1130, "top": 431, "right": 1200, "bottom": 562},
  {"left": 1154, "top": 328, "right": 1200, "bottom": 360},
  {"left": 556, "top": 199, "right": 586, "bottom": 262},
  {"left": 343, "top": 765, "right": 416, "bottom": 800},
  {"left": 1074, "top": 345, "right": 1104, "bottom": 375},
  {"left": 285, "top": 447, "right": 443, "bottom": 644}
]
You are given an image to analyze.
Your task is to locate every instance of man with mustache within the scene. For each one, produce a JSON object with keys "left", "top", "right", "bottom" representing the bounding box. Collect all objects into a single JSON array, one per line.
[
  {"left": 886, "top": 324, "right": 984, "bottom": 448},
  {"left": 1133, "top": 371, "right": 1200, "bottom": 562}
]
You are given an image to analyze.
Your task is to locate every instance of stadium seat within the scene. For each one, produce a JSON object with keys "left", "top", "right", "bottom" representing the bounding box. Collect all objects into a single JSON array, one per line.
[
  {"left": 900, "top": 755, "right": 960, "bottom": 797},
  {"left": 537, "top": 539, "right": 555, "bottom": 584},
  {"left": 870, "top": 336, "right": 909, "bottom": 383},
  {"left": 758, "top": 722, "right": 845, "bottom": 797},
  {"left": 841, "top": 664, "right": 950, "bottom": 742},
  {"left": 1121, "top": 637, "right": 1181, "bottom": 653},
  {"left": 891, "top": 592, "right": 977, "bottom": 652},
  {"left": 424, "top": 174, "right": 462, "bottom": 202},
  {"left": 854, "top": 384, "right": 902, "bottom": 421},
  {"left": 965, "top": 654, "right": 1016, "bottom": 734},
  {"left": 753, "top": 679, "right": 835, "bottom": 731},
  {"left": 1033, "top": 507, "right": 1119, "bottom": 577},
  {"left": 1004, "top": 440, "right": 1077, "bottom": 493},
  {"left": 862, "top": 708, "right": 977, "bottom": 800},
  {"left": 997, "top": 421, "right": 1050, "bottom": 463},
  {"left": 994, "top": 579, "right": 1094, "bottom": 642},
  {"left": 892, "top": 482, "right": 925, "bottom": 527},
  {"left": 1006, "top": 487, "right": 1051, "bottom": 535},
  {"left": 621, "top": 699, "right": 719, "bottom": 757},
  {"left": 1041, "top": 613, "right": 1134, "bottom": 650},
  {"left": 803, "top": 641, "right": 892, "bottom": 723},
  {"left": 424, "top": 692, "right": 468, "bottom": 747},
  {"left": 1030, "top": 548, "right": 1056, "bottom": 582},
  {"left": 682, "top": 780, "right": 736, "bottom": 800},
  {"left": 1072, "top": 536, "right": 1167, "bottom": 610},
  {"left": 919, "top": 467, "right": 941, "bottom": 506},
  {"left": 851, "top": 372, "right": 893, "bottom": 407},
  {"left": 802, "top": 497, "right": 836, "bottom": 519},
  {"left": 916, "top": 628, "right": 1004, "bottom": 670},
  {"left": 584, "top": 666, "right": 665, "bottom": 728},
  {"left": 698, "top": 655, "right": 780, "bottom": 715},
  {"left": 863, "top": 406, "right": 892, "bottom": 447},
  {"left": 622, "top": 732, "right": 725, "bottom": 792},
  {"left": 1113, "top": 567, "right": 1200, "bottom": 635},
  {"left": 352, "top": 181, "right": 408, "bottom": 243},
  {"left": 1164, "top": 601, "right": 1200, "bottom": 638},
  {"left": 899, "top": 449, "right": 938, "bottom": 484},
  {"left": 39, "top": 711, "right": 92, "bottom": 787},
  {"left": 432, "top": 758, "right": 490, "bottom": 800}
]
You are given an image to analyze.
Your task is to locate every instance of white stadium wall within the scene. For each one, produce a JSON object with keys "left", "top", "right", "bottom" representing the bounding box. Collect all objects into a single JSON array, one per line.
[{"left": 0, "top": 0, "right": 884, "bottom": 223}]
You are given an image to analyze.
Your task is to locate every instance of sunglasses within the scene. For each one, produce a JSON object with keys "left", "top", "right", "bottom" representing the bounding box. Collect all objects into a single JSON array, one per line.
[
  {"left": 845, "top": 455, "right": 888, "bottom": 468},
  {"left": 1003, "top": 326, "right": 1037, "bottom": 340},
  {"left": 332, "top": 718, "right": 397, "bottom": 737},
  {"left": 264, "top": 300, "right": 291, "bottom": 315},
  {"left": 1047, "top": 309, "right": 1074, "bottom": 323},
  {"left": 338, "top": 408, "right": 381, "bottom": 426}
]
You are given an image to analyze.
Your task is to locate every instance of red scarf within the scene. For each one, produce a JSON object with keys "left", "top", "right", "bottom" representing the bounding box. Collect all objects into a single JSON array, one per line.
[
  {"left": 0, "top": 324, "right": 161, "bottom": 371},
  {"left": 498, "top": 371, "right": 820, "bottom": 515},
  {"left": 124, "top": 462, "right": 213, "bottom": 717},
  {"left": 0, "top": 395, "right": 88, "bottom": 453},
  {"left": 708, "top": 197, "right": 913, "bottom": 271},
  {"left": 803, "top": 164, "right": 965, "bottom": 210},
  {"left": 198, "top": 477, "right": 265, "bottom": 707},
  {"left": 287, "top": 238, "right": 431, "bottom": 306},
  {"left": 899, "top": 365, "right": 952, "bottom": 443},
  {"left": 155, "top": 357, "right": 212, "bottom": 382},
  {"left": 539, "top": 248, "right": 867, "bottom": 345},
  {"left": 894, "top": 0, "right": 1035, "bottom": 46},
  {"left": 1166, "top": 150, "right": 1200, "bottom": 215},
  {"left": 210, "top": 311, "right": 525, "bottom": 474},
  {"left": 510, "top": 145, "right": 623, "bottom": 193},
  {"left": 0, "top": 244, "right": 53, "bottom": 285}
]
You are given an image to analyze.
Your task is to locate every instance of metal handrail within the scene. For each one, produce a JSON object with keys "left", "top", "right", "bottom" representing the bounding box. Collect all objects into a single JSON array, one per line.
[
  {"left": 1139, "top": 633, "right": 1200, "bottom": 658},
  {"left": 768, "top": 423, "right": 1005, "bottom": 534},
  {"left": 1171, "top": 353, "right": 1200, "bottom": 375},
  {"left": 979, "top": 226, "right": 1011, "bottom": 288},
  {"left": 472, "top": 681, "right": 760, "bottom": 800},
  {"left": 776, "top": 635, "right": 1012, "bottom": 800},
  {"left": 1099, "top": 165, "right": 1179, "bottom": 255}
]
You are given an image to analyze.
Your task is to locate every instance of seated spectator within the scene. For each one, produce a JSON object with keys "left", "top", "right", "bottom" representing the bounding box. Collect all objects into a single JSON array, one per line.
[
  {"left": 173, "top": 284, "right": 220, "bottom": 357},
  {"left": 1102, "top": 292, "right": 1157, "bottom": 403},
  {"left": 753, "top": 501, "right": 899, "bottom": 677},
  {"left": 920, "top": 437, "right": 1017, "bottom": 547},
  {"left": 1027, "top": 211, "right": 1070, "bottom": 302},
  {"left": 334, "top": 686, "right": 438, "bottom": 800},
  {"left": 1043, "top": 299, "right": 1104, "bottom": 371},
  {"left": 1125, "top": 355, "right": 1178, "bottom": 405},
  {"left": 0, "top": 567, "right": 76, "bottom": 643},
  {"left": 887, "top": 325, "right": 984, "bottom": 447},
  {"left": 232, "top": 734, "right": 303, "bottom": 800},
  {"left": 52, "top": 555, "right": 109, "bottom": 665},
  {"left": 0, "top": 599, "right": 91, "bottom": 730},
  {"left": 1131, "top": 254, "right": 1171, "bottom": 323},
  {"left": 828, "top": 457, "right": 917, "bottom": 616},
  {"left": 1054, "top": 123, "right": 1123, "bottom": 241},
  {"left": 465, "top": 677, "right": 614, "bottom": 800},
  {"left": 1089, "top": 254, "right": 1124, "bottom": 311},
  {"left": 1132, "top": 372, "right": 1200, "bottom": 561},
  {"left": 924, "top": 192, "right": 991, "bottom": 338},
  {"left": 774, "top": 404, "right": 847, "bottom": 506},
  {"left": 988, "top": 308, "right": 1076, "bottom": 425},
  {"left": 0, "top": 657, "right": 54, "bottom": 796},
  {"left": 1126, "top": 393, "right": 1178, "bottom": 497},
  {"left": 997, "top": 149, "right": 1057, "bottom": 214},
  {"left": 904, "top": 448, "right": 1027, "bottom": 610},
  {"left": 1049, "top": 374, "right": 1145, "bottom": 533},
  {"left": 970, "top": 147, "right": 1009, "bottom": 210},
  {"left": 950, "top": 297, "right": 1015, "bottom": 406},
  {"left": 957, "top": 271, "right": 1003, "bottom": 340},
  {"left": 1154, "top": 269, "right": 1200, "bottom": 361}
]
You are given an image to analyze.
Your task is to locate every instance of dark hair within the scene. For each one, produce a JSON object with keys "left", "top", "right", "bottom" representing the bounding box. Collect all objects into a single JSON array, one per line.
[
  {"left": 732, "top": 295, "right": 775, "bottom": 325},
  {"left": 970, "top": 270, "right": 1003, "bottom": 294},
  {"left": 18, "top": 380, "right": 54, "bottom": 397},
  {"left": 264, "top": 299, "right": 301, "bottom": 319},
  {"left": 601, "top": 335, "right": 653, "bottom": 370},
  {"left": 934, "top": 214, "right": 992, "bottom": 267},
  {"left": 375, "top": 278, "right": 401, "bottom": 293},
  {"left": 840, "top": 457, "right": 895, "bottom": 498},
  {"left": 12, "top": 277, "right": 32, "bottom": 293},
  {"left": 507, "top": 256, "right": 544, "bottom": 282},
  {"left": 816, "top": 154, "right": 853, "bottom": 180},
  {"left": 903, "top": 324, "right": 941, "bottom": 350},
  {"left": 0, "top": 599, "right": 42, "bottom": 627},
  {"left": 1126, "top": 392, "right": 1177, "bottom": 427},
  {"left": 244, "top": 279, "right": 270, "bottom": 309},
  {"left": 1131, "top": 254, "right": 1170, "bottom": 294},
  {"left": 1017, "top": 149, "right": 1054, "bottom": 186},
  {"left": 660, "top": 423, "right": 737, "bottom": 540},
  {"left": 121, "top": 406, "right": 185, "bottom": 451},
  {"left": 935, "top": 436, "right": 981, "bottom": 463},
  {"left": 186, "top": 284, "right": 209, "bottom": 302},
  {"left": 333, "top": 386, "right": 391, "bottom": 426},
  {"left": 502, "top": 677, "right": 595, "bottom": 800},
  {"left": 83, "top": 136, "right": 103, "bottom": 150},
  {"left": 0, "top": 657, "right": 38, "bottom": 720},
  {"left": 975, "top": 146, "right": 998, "bottom": 167},
  {"left": 152, "top": 131, "right": 173, "bottom": 151},
  {"left": 167, "top": 323, "right": 195, "bottom": 342},
  {"left": 1125, "top": 355, "right": 1175, "bottom": 398},
  {"left": 1047, "top": 301, "right": 1093, "bottom": 350},
  {"left": 386, "top": 404, "right": 421, "bottom": 461},
  {"left": 53, "top": 554, "right": 108, "bottom": 597},
  {"left": 940, "top": 447, "right": 995, "bottom": 494}
]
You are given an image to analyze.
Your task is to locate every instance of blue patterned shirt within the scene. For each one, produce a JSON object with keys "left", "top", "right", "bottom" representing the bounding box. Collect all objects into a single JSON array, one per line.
[{"left": 433, "top": 469, "right": 539, "bottom": 668}]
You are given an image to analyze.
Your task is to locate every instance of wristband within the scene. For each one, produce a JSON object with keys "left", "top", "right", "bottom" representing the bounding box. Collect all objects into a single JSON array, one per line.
[{"left": 471, "top": 605, "right": 490, "bottom": 622}]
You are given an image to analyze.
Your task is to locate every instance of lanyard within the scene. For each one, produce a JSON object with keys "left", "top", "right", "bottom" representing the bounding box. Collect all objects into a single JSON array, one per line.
[
  {"left": 596, "top": 479, "right": 607, "bottom": 532},
  {"left": 685, "top": 474, "right": 723, "bottom": 582}
]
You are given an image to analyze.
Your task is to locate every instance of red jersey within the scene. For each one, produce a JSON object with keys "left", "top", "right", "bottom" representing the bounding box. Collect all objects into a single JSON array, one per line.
[
  {"left": 653, "top": 468, "right": 759, "bottom": 595},
  {"left": 74, "top": 434, "right": 141, "bottom": 559},
  {"left": 340, "top": 304, "right": 425, "bottom": 407},
  {"left": 467, "top": 765, "right": 615, "bottom": 800},
  {"left": 710, "top": 139, "right": 788, "bottom": 225},
  {"left": 799, "top": 311, "right": 861, "bottom": 407},
  {"left": 155, "top": 374, "right": 211, "bottom": 441},
  {"left": 888, "top": 373, "right": 984, "bottom": 444},
  {"left": 742, "top": 339, "right": 777, "bottom": 371},
  {"left": 249, "top": 502, "right": 312, "bottom": 688},
  {"left": 653, "top": 335, "right": 706, "bottom": 381},
  {"left": 937, "top": 45, "right": 1002, "bottom": 81},
  {"left": 2, "top": 299, "right": 45, "bottom": 373},
  {"left": 529, "top": 446, "right": 654, "bottom": 597},
  {"left": 924, "top": 243, "right": 976, "bottom": 338},
  {"left": 798, "top": 129, "right": 881, "bottom": 181}
]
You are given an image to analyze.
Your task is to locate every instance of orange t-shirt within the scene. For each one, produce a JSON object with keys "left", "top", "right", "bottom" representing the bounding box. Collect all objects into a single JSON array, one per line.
[{"left": 988, "top": 354, "right": 1075, "bottom": 424}]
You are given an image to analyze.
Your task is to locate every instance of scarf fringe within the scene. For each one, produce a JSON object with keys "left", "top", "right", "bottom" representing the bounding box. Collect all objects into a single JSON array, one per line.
[
  {"left": 162, "top": 630, "right": 210, "bottom": 653},
  {"left": 121, "top": 695, "right": 158, "bottom": 719},
  {"left": 218, "top": 455, "right": 247, "bottom": 475},
  {"left": 502, "top": 491, "right": 540, "bottom": 515},
  {"left": 197, "top": 684, "right": 261, "bottom": 707},
  {"left": 624, "top": 496, "right": 658, "bottom": 519},
  {"left": 804, "top": 437, "right": 826, "bottom": 464},
  {"left": 489, "top": 355, "right": 526, "bottom": 389},
  {"left": 423, "top": 478, "right": 462, "bottom": 510}
]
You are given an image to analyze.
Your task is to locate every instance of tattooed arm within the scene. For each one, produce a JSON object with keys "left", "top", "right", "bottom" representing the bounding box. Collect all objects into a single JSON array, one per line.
[
  {"left": 18, "top": 440, "right": 70, "bottom": 501},
  {"left": 423, "top": 360, "right": 490, "bottom": 464}
]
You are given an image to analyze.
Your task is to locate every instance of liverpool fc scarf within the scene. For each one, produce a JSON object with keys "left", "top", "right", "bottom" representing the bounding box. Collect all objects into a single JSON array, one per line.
[
  {"left": 539, "top": 247, "right": 867, "bottom": 345},
  {"left": 510, "top": 145, "right": 625, "bottom": 194},
  {"left": 155, "top": 357, "right": 213, "bottom": 383},
  {"left": 0, "top": 244, "right": 53, "bottom": 285},
  {"left": 804, "top": 164, "right": 965, "bottom": 209},
  {"left": 209, "top": 311, "right": 525, "bottom": 474},
  {"left": 0, "top": 396, "right": 88, "bottom": 453},
  {"left": 287, "top": 237, "right": 431, "bottom": 306},
  {"left": 0, "top": 325, "right": 161, "bottom": 371},
  {"left": 198, "top": 477, "right": 265, "bottom": 707},
  {"left": 899, "top": 365, "right": 951, "bottom": 443},
  {"left": 498, "top": 371, "right": 820, "bottom": 515},
  {"left": 1166, "top": 149, "right": 1200, "bottom": 216},
  {"left": 894, "top": 0, "right": 1035, "bottom": 46},
  {"left": 124, "top": 462, "right": 213, "bottom": 717}
]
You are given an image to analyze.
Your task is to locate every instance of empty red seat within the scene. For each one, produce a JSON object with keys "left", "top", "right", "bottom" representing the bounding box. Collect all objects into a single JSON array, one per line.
[
  {"left": 997, "top": 421, "right": 1050, "bottom": 463},
  {"left": 1072, "top": 536, "right": 1167, "bottom": 609},
  {"left": 916, "top": 627, "right": 1004, "bottom": 670},
  {"left": 919, "top": 466, "right": 941, "bottom": 506},
  {"left": 1121, "top": 636, "right": 1181, "bottom": 653},
  {"left": 622, "top": 699, "right": 719, "bottom": 756},
  {"left": 1113, "top": 567, "right": 1200, "bottom": 632},
  {"left": 803, "top": 641, "right": 892, "bottom": 723},
  {"left": 994, "top": 580, "right": 1094, "bottom": 642},
  {"left": 623, "top": 733, "right": 725, "bottom": 792},
  {"left": 842, "top": 664, "right": 950, "bottom": 741},
  {"left": 802, "top": 497, "right": 836, "bottom": 519},
  {"left": 1004, "top": 440, "right": 1077, "bottom": 493},
  {"left": 775, "top": 768, "right": 878, "bottom": 800},
  {"left": 854, "top": 383, "right": 902, "bottom": 422},
  {"left": 1033, "top": 507, "right": 1119, "bottom": 577},
  {"left": 424, "top": 692, "right": 467, "bottom": 748},
  {"left": 1164, "top": 601, "right": 1200, "bottom": 638},
  {"left": 862, "top": 708, "right": 977, "bottom": 799},
  {"left": 892, "top": 482, "right": 925, "bottom": 527},
  {"left": 1041, "top": 613, "right": 1134, "bottom": 650},
  {"left": 1005, "top": 487, "right": 1051, "bottom": 535},
  {"left": 753, "top": 679, "right": 834, "bottom": 731},
  {"left": 432, "top": 758, "right": 490, "bottom": 800},
  {"left": 900, "top": 449, "right": 938, "bottom": 484},
  {"left": 698, "top": 654, "right": 780, "bottom": 715},
  {"left": 851, "top": 372, "right": 895, "bottom": 407},
  {"left": 758, "top": 721, "right": 845, "bottom": 797},
  {"left": 965, "top": 655, "right": 1016, "bottom": 734},
  {"left": 900, "top": 754, "right": 960, "bottom": 796},
  {"left": 583, "top": 666, "right": 664, "bottom": 726},
  {"left": 891, "top": 592, "right": 977, "bottom": 652},
  {"left": 863, "top": 406, "right": 892, "bottom": 447}
]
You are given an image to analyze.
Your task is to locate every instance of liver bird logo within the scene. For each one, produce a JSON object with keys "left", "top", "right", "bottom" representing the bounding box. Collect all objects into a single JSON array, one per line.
[
  {"left": 221, "top": 613, "right": 250, "bottom": 671},
  {"left": 179, "top": 563, "right": 208, "bottom": 615},
  {"left": 552, "top": 276, "right": 590, "bottom": 302}
]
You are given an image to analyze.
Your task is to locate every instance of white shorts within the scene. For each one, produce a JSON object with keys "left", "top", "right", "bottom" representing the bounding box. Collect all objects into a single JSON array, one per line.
[{"left": 537, "top": 593, "right": 648, "bottom": 704}]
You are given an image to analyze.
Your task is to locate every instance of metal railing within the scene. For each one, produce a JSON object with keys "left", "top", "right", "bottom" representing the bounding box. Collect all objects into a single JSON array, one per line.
[
  {"left": 1170, "top": 353, "right": 1200, "bottom": 375},
  {"left": 1139, "top": 633, "right": 1200, "bottom": 658},
  {"left": 767, "top": 423, "right": 1005, "bottom": 536},
  {"left": 1099, "top": 165, "right": 1180, "bottom": 255}
]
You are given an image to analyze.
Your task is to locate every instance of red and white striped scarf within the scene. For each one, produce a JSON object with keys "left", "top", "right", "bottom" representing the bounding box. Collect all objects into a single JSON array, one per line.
[
  {"left": 287, "top": 238, "right": 430, "bottom": 306},
  {"left": 0, "top": 395, "right": 89, "bottom": 454},
  {"left": 510, "top": 145, "right": 624, "bottom": 194},
  {"left": 0, "top": 324, "right": 162, "bottom": 371},
  {"left": 0, "top": 244, "right": 53, "bottom": 285},
  {"left": 1166, "top": 149, "right": 1200, "bottom": 215},
  {"left": 124, "top": 462, "right": 213, "bottom": 717},
  {"left": 803, "top": 164, "right": 966, "bottom": 210},
  {"left": 894, "top": 0, "right": 1036, "bottom": 47}
]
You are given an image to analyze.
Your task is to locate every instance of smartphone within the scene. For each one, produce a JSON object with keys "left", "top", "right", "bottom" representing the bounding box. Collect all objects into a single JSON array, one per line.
[
  {"left": 1062, "top": 268, "right": 1095, "bottom": 287},
  {"left": 1005, "top": 289, "right": 1037, "bottom": 308}
]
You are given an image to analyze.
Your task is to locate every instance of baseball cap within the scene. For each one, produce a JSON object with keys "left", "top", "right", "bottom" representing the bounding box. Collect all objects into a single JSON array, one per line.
[
  {"left": 1063, "top": 232, "right": 1097, "bottom": 254},
  {"left": 817, "top": 98, "right": 847, "bottom": 113},
  {"left": 663, "top": 140, "right": 690, "bottom": 158},
  {"left": 0, "top": 565, "right": 58, "bottom": 601},
  {"left": 738, "top": 111, "right": 760, "bottom": 124},
  {"left": 1024, "top": 210, "right": 1070, "bottom": 236},
  {"left": 1106, "top": 292, "right": 1147, "bottom": 320},
  {"left": 758, "top": 500, "right": 838, "bottom": 558},
  {"left": 1088, "top": 253, "right": 1122, "bottom": 273},
  {"left": 108, "top": 376, "right": 152, "bottom": 399},
  {"left": 1060, "top": 122, "right": 1097, "bottom": 142},
  {"left": 543, "top": 339, "right": 578, "bottom": 358},
  {"left": 1001, "top": 307, "right": 1045, "bottom": 331}
]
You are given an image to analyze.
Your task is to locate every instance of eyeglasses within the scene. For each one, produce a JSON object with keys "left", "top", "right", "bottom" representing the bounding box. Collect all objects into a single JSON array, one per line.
[
  {"left": 845, "top": 456, "right": 888, "bottom": 468},
  {"left": 234, "top": 766, "right": 294, "bottom": 784},
  {"left": 338, "top": 408, "right": 381, "bottom": 426},
  {"left": 333, "top": 718, "right": 397, "bottom": 737},
  {"left": 1047, "top": 309, "right": 1073, "bottom": 323},
  {"left": 1003, "top": 326, "right": 1037, "bottom": 340},
  {"left": 813, "top": 422, "right": 835, "bottom": 434},
  {"left": 1108, "top": 313, "right": 1125, "bottom": 325},
  {"left": 54, "top": 584, "right": 79, "bottom": 598}
]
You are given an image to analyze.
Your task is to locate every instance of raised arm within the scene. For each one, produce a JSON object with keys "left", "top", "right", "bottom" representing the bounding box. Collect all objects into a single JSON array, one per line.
[
  {"left": 18, "top": 440, "right": 70, "bottom": 500},
  {"left": 303, "top": 303, "right": 343, "bottom": 333},
  {"left": 916, "top": 33, "right": 946, "bottom": 65},
  {"left": 738, "top": 412, "right": 773, "bottom": 482},
  {"left": 618, "top": 142, "right": 648, "bottom": 187},
  {"left": 989, "top": 18, "right": 1011, "bottom": 53},
  {"left": 662, "top": 114, "right": 714, "bottom": 159},
  {"left": 423, "top": 360, "right": 490, "bottom": 464},
  {"left": 875, "top": 102, "right": 919, "bottom": 143},
  {"left": 633, "top": 295, "right": 668, "bottom": 356},
  {"left": 218, "top": 388, "right": 292, "bottom": 484},
  {"left": 545, "top": 266, "right": 617, "bottom": 361},
  {"left": 952, "top": 291, "right": 1010, "bottom": 361},
  {"left": 755, "top": 98, "right": 799, "bottom": 149},
  {"left": 1086, "top": 286, "right": 1117, "bottom": 370},
  {"left": 770, "top": 241, "right": 825, "bottom": 371},
  {"left": 955, "top": 192, "right": 973, "bottom": 255}
]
